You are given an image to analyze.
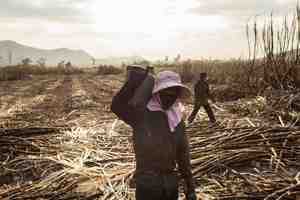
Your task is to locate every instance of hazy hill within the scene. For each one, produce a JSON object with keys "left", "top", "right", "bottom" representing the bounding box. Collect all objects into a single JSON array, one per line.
[{"left": 0, "top": 40, "right": 93, "bottom": 66}]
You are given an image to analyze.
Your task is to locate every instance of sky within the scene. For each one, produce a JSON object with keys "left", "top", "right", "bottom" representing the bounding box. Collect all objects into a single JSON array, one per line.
[{"left": 0, "top": 0, "right": 298, "bottom": 60}]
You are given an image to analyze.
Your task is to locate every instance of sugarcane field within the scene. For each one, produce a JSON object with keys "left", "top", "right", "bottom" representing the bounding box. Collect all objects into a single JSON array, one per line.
[
  {"left": 2, "top": 1, "right": 300, "bottom": 200},
  {"left": 0, "top": 63, "right": 298, "bottom": 200}
]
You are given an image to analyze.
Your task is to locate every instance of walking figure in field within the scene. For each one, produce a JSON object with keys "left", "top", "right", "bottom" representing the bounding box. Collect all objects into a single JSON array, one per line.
[
  {"left": 188, "top": 72, "right": 216, "bottom": 124},
  {"left": 111, "top": 67, "right": 197, "bottom": 200}
]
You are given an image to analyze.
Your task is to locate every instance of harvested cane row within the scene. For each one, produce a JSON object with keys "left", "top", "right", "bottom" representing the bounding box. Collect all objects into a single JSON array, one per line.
[
  {"left": 187, "top": 123, "right": 300, "bottom": 199},
  {"left": 224, "top": 89, "right": 300, "bottom": 126},
  {"left": 0, "top": 125, "right": 135, "bottom": 200},
  {"left": 0, "top": 122, "right": 300, "bottom": 199}
]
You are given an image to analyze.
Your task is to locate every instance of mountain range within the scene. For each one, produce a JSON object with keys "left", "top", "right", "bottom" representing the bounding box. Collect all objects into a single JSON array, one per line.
[
  {"left": 0, "top": 40, "right": 94, "bottom": 66},
  {"left": 0, "top": 40, "right": 148, "bottom": 67}
]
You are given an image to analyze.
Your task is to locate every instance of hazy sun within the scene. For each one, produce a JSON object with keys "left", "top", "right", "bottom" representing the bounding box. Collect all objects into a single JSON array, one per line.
[
  {"left": 90, "top": 0, "right": 225, "bottom": 35},
  {"left": 91, "top": 0, "right": 169, "bottom": 33}
]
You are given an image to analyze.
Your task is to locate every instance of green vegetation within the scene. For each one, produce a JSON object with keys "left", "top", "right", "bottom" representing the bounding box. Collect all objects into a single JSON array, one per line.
[
  {"left": 0, "top": 64, "right": 84, "bottom": 81},
  {"left": 97, "top": 65, "right": 124, "bottom": 75}
]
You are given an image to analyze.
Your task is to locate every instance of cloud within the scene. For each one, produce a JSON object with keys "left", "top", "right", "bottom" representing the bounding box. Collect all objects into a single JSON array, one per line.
[
  {"left": 0, "top": 0, "right": 92, "bottom": 23},
  {"left": 191, "top": 1, "right": 265, "bottom": 16},
  {"left": 187, "top": 0, "right": 298, "bottom": 41},
  {"left": 189, "top": 0, "right": 296, "bottom": 17}
]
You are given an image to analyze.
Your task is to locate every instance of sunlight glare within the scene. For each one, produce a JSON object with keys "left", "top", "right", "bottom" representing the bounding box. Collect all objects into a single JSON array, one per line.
[
  {"left": 91, "top": 0, "right": 169, "bottom": 33},
  {"left": 90, "top": 0, "right": 224, "bottom": 34}
]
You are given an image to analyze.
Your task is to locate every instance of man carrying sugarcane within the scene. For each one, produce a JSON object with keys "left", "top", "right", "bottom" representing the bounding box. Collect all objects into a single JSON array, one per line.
[
  {"left": 111, "top": 67, "right": 197, "bottom": 200},
  {"left": 188, "top": 72, "right": 216, "bottom": 124}
]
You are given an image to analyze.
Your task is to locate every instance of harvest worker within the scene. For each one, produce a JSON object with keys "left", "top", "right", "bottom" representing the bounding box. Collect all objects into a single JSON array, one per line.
[
  {"left": 111, "top": 69, "right": 197, "bottom": 200},
  {"left": 188, "top": 72, "right": 216, "bottom": 124}
]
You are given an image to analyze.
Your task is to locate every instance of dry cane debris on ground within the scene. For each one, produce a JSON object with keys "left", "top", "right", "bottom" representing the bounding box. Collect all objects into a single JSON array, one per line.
[{"left": 0, "top": 74, "right": 299, "bottom": 200}]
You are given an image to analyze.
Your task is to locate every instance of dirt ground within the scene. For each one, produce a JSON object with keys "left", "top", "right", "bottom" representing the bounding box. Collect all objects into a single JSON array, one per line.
[{"left": 0, "top": 74, "right": 123, "bottom": 129}]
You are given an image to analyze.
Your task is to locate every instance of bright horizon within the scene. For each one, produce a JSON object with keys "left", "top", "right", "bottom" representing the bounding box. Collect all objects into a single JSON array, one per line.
[{"left": 0, "top": 0, "right": 297, "bottom": 60}]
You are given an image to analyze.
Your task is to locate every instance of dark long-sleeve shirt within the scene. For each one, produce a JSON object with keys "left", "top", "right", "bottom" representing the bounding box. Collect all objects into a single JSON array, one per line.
[
  {"left": 111, "top": 80, "right": 195, "bottom": 194},
  {"left": 194, "top": 79, "right": 214, "bottom": 104}
]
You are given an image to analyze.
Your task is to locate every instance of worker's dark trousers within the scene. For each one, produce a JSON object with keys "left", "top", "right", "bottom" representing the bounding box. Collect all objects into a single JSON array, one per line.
[
  {"left": 189, "top": 102, "right": 216, "bottom": 123},
  {"left": 135, "top": 173, "right": 178, "bottom": 200}
]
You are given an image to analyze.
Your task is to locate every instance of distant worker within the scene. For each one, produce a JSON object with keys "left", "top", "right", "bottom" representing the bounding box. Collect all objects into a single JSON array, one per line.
[
  {"left": 111, "top": 68, "right": 197, "bottom": 200},
  {"left": 188, "top": 72, "right": 216, "bottom": 124}
]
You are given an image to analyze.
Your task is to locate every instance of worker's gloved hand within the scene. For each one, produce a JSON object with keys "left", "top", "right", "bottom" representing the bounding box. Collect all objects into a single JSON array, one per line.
[
  {"left": 125, "top": 65, "right": 147, "bottom": 88},
  {"left": 186, "top": 192, "right": 197, "bottom": 200},
  {"left": 128, "top": 74, "right": 154, "bottom": 108}
]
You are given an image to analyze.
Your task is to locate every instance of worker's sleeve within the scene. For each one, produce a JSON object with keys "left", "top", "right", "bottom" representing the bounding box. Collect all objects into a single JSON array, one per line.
[
  {"left": 111, "top": 80, "right": 143, "bottom": 127},
  {"left": 207, "top": 83, "right": 215, "bottom": 102},
  {"left": 193, "top": 83, "right": 200, "bottom": 102},
  {"left": 177, "top": 124, "right": 195, "bottom": 196}
]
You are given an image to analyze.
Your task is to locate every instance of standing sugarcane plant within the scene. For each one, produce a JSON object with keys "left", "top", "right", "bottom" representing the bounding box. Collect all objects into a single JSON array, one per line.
[
  {"left": 247, "top": 4, "right": 300, "bottom": 90},
  {"left": 245, "top": 17, "right": 262, "bottom": 94}
]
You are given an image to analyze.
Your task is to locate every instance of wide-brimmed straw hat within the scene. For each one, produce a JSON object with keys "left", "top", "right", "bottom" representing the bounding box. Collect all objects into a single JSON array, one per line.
[{"left": 152, "top": 71, "right": 191, "bottom": 99}]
